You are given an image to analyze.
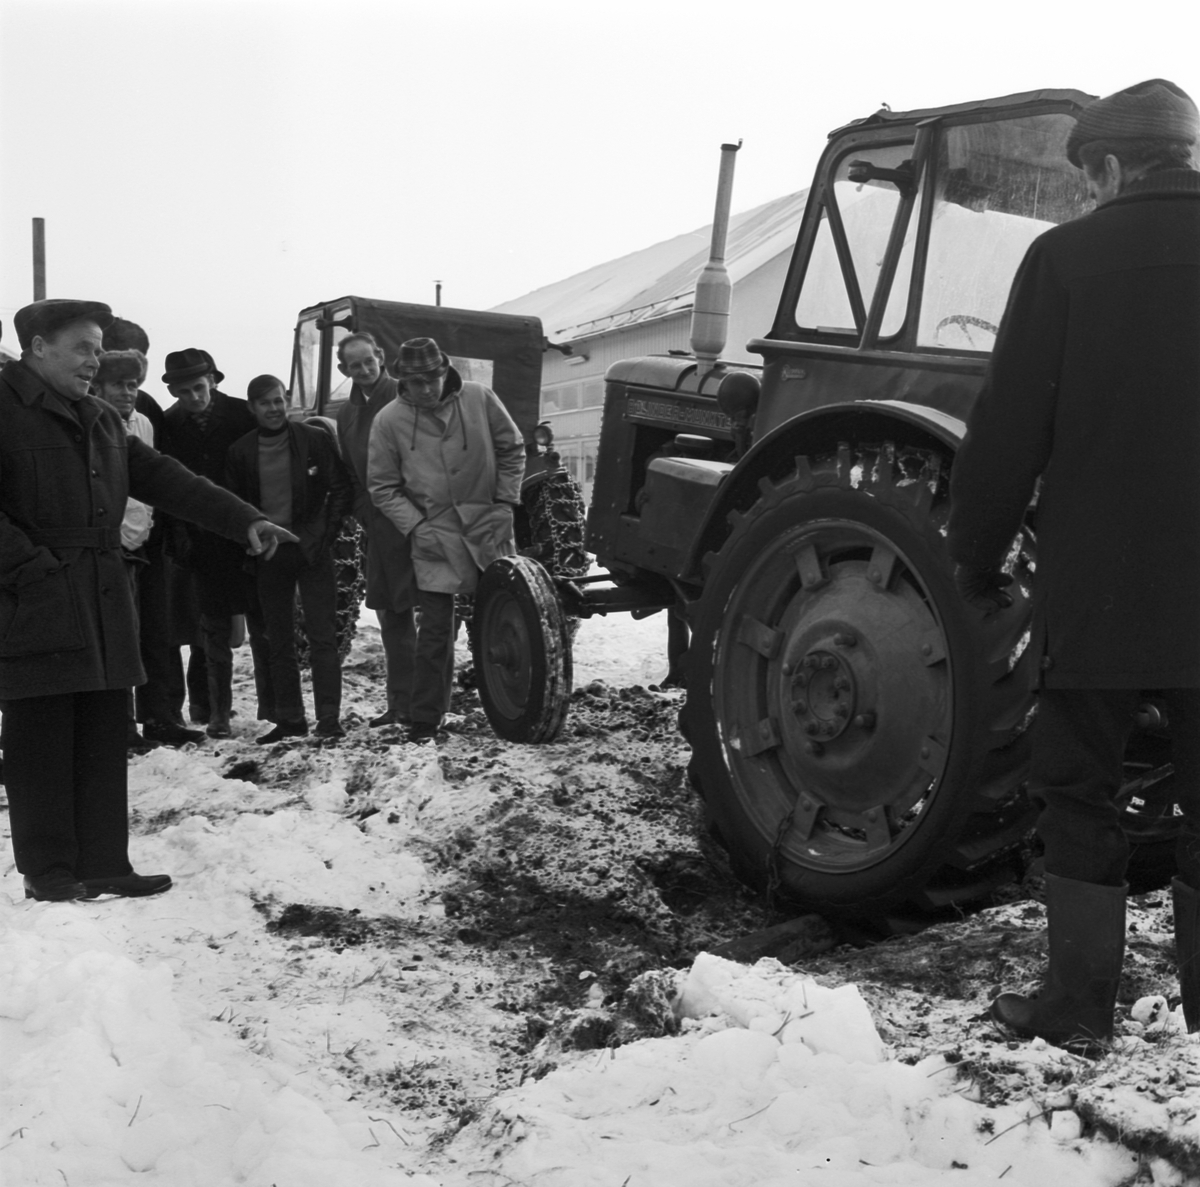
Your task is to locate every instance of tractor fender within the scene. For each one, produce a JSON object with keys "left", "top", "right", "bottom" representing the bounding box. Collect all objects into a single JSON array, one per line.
[{"left": 683, "top": 399, "right": 968, "bottom": 582}]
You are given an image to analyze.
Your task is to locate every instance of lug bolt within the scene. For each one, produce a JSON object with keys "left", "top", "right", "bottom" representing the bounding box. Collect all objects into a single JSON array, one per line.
[
  {"left": 795, "top": 670, "right": 810, "bottom": 686},
  {"left": 866, "top": 809, "right": 878, "bottom": 823},
  {"left": 920, "top": 745, "right": 931, "bottom": 759},
  {"left": 854, "top": 712, "right": 876, "bottom": 730},
  {"left": 794, "top": 699, "right": 808, "bottom": 714},
  {"left": 805, "top": 721, "right": 820, "bottom": 735},
  {"left": 834, "top": 676, "right": 851, "bottom": 692},
  {"left": 835, "top": 704, "right": 849, "bottom": 719},
  {"left": 822, "top": 656, "right": 837, "bottom": 670},
  {"left": 920, "top": 643, "right": 932, "bottom": 657}
]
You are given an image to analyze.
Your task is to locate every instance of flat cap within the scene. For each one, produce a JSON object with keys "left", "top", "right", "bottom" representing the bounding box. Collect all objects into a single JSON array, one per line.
[
  {"left": 1067, "top": 78, "right": 1199, "bottom": 167},
  {"left": 14, "top": 299, "right": 113, "bottom": 352}
]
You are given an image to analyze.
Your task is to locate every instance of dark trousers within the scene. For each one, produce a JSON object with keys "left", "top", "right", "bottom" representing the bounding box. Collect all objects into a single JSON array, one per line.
[
  {"left": 410, "top": 588, "right": 459, "bottom": 726},
  {"left": 246, "top": 543, "right": 341, "bottom": 723},
  {"left": 2, "top": 689, "right": 132, "bottom": 879},
  {"left": 1032, "top": 687, "right": 1200, "bottom": 888},
  {"left": 166, "top": 558, "right": 209, "bottom": 722},
  {"left": 378, "top": 606, "right": 418, "bottom": 718},
  {"left": 134, "top": 536, "right": 175, "bottom": 724}
]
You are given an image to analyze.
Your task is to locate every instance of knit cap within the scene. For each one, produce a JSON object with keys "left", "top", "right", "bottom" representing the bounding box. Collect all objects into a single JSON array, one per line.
[{"left": 1067, "top": 78, "right": 1199, "bottom": 167}]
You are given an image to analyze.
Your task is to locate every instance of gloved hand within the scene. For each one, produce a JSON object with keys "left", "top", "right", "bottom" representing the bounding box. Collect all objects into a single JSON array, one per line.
[{"left": 954, "top": 564, "right": 1014, "bottom": 614}]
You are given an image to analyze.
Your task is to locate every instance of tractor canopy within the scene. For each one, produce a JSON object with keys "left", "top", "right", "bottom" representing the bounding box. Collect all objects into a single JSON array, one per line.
[{"left": 289, "top": 295, "right": 546, "bottom": 441}]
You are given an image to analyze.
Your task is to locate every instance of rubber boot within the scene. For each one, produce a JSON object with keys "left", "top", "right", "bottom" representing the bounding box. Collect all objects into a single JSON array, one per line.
[
  {"left": 1172, "top": 877, "right": 1200, "bottom": 1033},
  {"left": 205, "top": 658, "right": 234, "bottom": 739},
  {"left": 991, "top": 873, "right": 1127, "bottom": 1051}
]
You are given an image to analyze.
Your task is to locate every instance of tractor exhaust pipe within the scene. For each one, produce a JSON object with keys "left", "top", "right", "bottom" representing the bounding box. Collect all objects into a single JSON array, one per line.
[{"left": 689, "top": 140, "right": 741, "bottom": 370}]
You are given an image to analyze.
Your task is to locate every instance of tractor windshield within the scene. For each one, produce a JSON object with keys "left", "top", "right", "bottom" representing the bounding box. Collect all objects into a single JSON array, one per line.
[
  {"left": 919, "top": 113, "right": 1090, "bottom": 350},
  {"left": 793, "top": 110, "right": 1092, "bottom": 353}
]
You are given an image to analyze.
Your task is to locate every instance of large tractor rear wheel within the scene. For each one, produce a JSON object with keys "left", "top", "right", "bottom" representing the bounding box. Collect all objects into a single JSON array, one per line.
[
  {"left": 473, "top": 556, "right": 573, "bottom": 743},
  {"left": 682, "top": 444, "right": 1037, "bottom": 916}
]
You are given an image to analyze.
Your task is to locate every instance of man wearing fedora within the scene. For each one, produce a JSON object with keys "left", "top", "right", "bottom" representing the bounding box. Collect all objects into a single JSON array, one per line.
[
  {"left": 0, "top": 299, "right": 296, "bottom": 901},
  {"left": 948, "top": 79, "right": 1200, "bottom": 1046},
  {"left": 335, "top": 332, "right": 418, "bottom": 727},
  {"left": 367, "top": 337, "right": 524, "bottom": 743},
  {"left": 160, "top": 348, "right": 258, "bottom": 738}
]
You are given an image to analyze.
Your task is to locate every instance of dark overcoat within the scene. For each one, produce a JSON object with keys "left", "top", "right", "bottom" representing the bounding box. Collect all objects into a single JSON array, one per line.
[
  {"left": 947, "top": 169, "right": 1200, "bottom": 689},
  {"left": 225, "top": 421, "right": 354, "bottom": 565},
  {"left": 0, "top": 360, "right": 262, "bottom": 700},
  {"left": 335, "top": 373, "right": 414, "bottom": 612},
  {"left": 161, "top": 389, "right": 259, "bottom": 615}
]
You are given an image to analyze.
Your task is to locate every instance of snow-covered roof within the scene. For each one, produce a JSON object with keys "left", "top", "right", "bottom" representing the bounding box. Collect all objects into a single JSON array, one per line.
[{"left": 494, "top": 190, "right": 807, "bottom": 342}]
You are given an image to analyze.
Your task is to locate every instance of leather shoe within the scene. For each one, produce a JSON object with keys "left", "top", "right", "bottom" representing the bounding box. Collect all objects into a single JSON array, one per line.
[
  {"left": 257, "top": 718, "right": 309, "bottom": 745},
  {"left": 82, "top": 873, "right": 173, "bottom": 898},
  {"left": 407, "top": 721, "right": 440, "bottom": 744},
  {"left": 24, "top": 869, "right": 89, "bottom": 901},
  {"left": 314, "top": 716, "right": 345, "bottom": 738},
  {"left": 369, "top": 708, "right": 410, "bottom": 728},
  {"left": 142, "top": 719, "right": 206, "bottom": 746}
]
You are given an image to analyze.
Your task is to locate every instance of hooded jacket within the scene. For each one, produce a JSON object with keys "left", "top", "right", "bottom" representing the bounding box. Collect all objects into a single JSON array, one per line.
[{"left": 366, "top": 367, "right": 524, "bottom": 594}]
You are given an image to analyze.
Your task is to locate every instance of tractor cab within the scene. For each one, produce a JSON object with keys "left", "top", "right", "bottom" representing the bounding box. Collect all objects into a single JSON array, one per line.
[{"left": 287, "top": 295, "right": 546, "bottom": 444}]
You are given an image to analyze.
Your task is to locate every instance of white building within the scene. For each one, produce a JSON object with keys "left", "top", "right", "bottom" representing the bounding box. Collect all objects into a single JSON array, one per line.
[{"left": 493, "top": 190, "right": 807, "bottom": 503}]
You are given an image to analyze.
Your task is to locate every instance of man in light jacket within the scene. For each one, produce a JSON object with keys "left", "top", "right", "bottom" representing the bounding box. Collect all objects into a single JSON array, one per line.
[{"left": 367, "top": 337, "right": 524, "bottom": 743}]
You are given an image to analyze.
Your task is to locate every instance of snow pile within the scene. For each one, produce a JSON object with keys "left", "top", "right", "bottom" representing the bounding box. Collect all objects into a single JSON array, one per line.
[
  {"left": 0, "top": 908, "right": 438, "bottom": 1187},
  {"left": 449, "top": 953, "right": 1140, "bottom": 1187}
]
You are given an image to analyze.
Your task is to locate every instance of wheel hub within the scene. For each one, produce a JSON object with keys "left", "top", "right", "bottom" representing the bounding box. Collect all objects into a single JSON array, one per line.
[{"left": 788, "top": 645, "right": 860, "bottom": 746}]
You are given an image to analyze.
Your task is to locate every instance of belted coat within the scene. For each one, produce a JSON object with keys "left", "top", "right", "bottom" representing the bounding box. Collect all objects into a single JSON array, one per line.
[
  {"left": 0, "top": 360, "right": 263, "bottom": 700},
  {"left": 367, "top": 369, "right": 525, "bottom": 594},
  {"left": 948, "top": 169, "right": 1200, "bottom": 688}
]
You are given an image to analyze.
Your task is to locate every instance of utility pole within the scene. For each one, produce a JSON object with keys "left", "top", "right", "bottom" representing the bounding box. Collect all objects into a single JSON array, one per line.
[
  {"left": 32, "top": 218, "right": 46, "bottom": 300},
  {"left": 434, "top": 280, "right": 442, "bottom": 307}
]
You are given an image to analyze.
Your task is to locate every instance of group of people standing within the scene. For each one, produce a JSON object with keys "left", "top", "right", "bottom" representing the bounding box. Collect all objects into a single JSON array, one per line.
[{"left": 1, "top": 302, "right": 524, "bottom": 902}]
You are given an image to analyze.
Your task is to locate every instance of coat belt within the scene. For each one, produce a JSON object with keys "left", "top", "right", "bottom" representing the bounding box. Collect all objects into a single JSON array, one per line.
[{"left": 27, "top": 527, "right": 123, "bottom": 550}]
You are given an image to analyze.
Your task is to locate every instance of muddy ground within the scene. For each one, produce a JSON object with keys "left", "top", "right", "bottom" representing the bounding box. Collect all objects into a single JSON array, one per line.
[{"left": 122, "top": 620, "right": 1200, "bottom": 1182}]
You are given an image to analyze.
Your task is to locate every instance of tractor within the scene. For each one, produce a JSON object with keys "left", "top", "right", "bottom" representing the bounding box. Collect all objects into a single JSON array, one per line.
[{"left": 469, "top": 88, "right": 1180, "bottom": 916}]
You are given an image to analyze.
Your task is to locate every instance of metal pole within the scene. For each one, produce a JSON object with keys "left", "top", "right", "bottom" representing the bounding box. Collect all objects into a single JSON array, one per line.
[
  {"left": 32, "top": 218, "right": 46, "bottom": 301},
  {"left": 434, "top": 280, "right": 442, "bottom": 307}
]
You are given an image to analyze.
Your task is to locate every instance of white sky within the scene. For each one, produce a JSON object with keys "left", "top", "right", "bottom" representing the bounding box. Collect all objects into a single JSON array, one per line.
[{"left": 1, "top": 0, "right": 1196, "bottom": 399}]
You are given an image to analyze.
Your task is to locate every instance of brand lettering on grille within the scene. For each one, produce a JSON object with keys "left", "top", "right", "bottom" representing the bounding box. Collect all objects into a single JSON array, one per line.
[{"left": 626, "top": 397, "right": 731, "bottom": 431}]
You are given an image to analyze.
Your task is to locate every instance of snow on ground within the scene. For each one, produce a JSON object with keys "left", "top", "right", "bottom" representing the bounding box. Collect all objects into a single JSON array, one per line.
[{"left": 2, "top": 610, "right": 1198, "bottom": 1186}]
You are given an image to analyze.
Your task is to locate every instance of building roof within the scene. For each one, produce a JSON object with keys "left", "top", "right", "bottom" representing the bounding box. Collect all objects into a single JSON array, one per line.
[{"left": 493, "top": 190, "right": 807, "bottom": 343}]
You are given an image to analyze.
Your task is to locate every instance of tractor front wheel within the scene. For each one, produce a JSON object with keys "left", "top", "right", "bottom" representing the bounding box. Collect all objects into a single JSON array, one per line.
[{"left": 473, "top": 556, "right": 573, "bottom": 743}]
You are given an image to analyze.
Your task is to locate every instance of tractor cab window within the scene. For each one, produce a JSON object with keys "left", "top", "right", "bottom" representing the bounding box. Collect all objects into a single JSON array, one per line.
[
  {"left": 919, "top": 113, "right": 1090, "bottom": 350},
  {"left": 291, "top": 317, "right": 321, "bottom": 413},
  {"left": 795, "top": 142, "right": 919, "bottom": 340},
  {"left": 327, "top": 324, "right": 355, "bottom": 403}
]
